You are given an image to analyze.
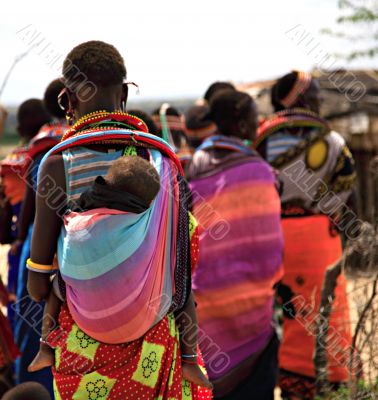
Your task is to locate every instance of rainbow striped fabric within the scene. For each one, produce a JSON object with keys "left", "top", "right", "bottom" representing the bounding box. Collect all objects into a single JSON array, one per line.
[
  {"left": 38, "top": 130, "right": 182, "bottom": 345},
  {"left": 57, "top": 148, "right": 178, "bottom": 344},
  {"left": 189, "top": 137, "right": 284, "bottom": 379}
]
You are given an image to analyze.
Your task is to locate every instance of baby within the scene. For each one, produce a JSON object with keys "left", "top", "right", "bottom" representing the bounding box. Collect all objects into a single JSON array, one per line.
[{"left": 28, "top": 155, "right": 212, "bottom": 390}]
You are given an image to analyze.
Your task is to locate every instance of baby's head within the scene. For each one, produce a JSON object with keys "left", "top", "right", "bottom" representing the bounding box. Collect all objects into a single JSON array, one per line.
[{"left": 105, "top": 156, "right": 160, "bottom": 205}]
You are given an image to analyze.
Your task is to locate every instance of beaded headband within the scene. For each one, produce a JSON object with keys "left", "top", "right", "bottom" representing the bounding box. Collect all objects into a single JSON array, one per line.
[
  {"left": 280, "top": 71, "right": 312, "bottom": 108},
  {"left": 185, "top": 123, "right": 217, "bottom": 140}
]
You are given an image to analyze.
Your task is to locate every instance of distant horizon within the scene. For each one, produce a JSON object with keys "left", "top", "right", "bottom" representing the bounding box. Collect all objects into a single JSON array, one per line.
[
  {"left": 1, "top": 95, "right": 197, "bottom": 110},
  {"left": 2, "top": 66, "right": 376, "bottom": 109}
]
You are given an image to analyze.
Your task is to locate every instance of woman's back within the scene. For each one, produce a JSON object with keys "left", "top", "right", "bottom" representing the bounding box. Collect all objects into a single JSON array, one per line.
[{"left": 189, "top": 141, "right": 284, "bottom": 380}]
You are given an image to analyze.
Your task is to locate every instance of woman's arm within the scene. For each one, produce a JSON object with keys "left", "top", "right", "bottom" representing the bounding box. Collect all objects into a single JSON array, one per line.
[{"left": 27, "top": 154, "right": 66, "bottom": 302}]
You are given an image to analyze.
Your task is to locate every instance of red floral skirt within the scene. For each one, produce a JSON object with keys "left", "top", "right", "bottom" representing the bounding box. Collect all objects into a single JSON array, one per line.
[{"left": 49, "top": 305, "right": 212, "bottom": 400}]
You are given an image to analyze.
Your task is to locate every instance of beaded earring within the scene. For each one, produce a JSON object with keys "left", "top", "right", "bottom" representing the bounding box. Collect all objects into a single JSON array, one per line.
[
  {"left": 65, "top": 107, "right": 75, "bottom": 125},
  {"left": 58, "top": 88, "right": 75, "bottom": 125}
]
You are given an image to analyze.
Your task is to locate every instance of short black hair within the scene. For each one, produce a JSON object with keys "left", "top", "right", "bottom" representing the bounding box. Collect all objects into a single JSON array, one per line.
[
  {"left": 271, "top": 71, "right": 298, "bottom": 111},
  {"left": 44, "top": 78, "right": 65, "bottom": 119},
  {"left": 208, "top": 90, "right": 254, "bottom": 135},
  {"left": 185, "top": 105, "right": 216, "bottom": 147},
  {"left": 204, "top": 81, "right": 236, "bottom": 103},
  {"left": 128, "top": 109, "right": 158, "bottom": 135},
  {"left": 2, "top": 382, "right": 51, "bottom": 400},
  {"left": 17, "top": 98, "right": 51, "bottom": 138},
  {"left": 185, "top": 105, "right": 212, "bottom": 131},
  {"left": 106, "top": 156, "right": 160, "bottom": 204},
  {"left": 63, "top": 41, "right": 126, "bottom": 88}
]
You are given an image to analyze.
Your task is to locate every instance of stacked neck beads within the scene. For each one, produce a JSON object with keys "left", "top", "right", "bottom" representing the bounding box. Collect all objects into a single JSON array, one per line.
[{"left": 62, "top": 110, "right": 148, "bottom": 141}]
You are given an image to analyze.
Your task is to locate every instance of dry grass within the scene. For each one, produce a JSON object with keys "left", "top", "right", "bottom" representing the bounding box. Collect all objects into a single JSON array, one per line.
[{"left": 347, "top": 277, "right": 378, "bottom": 385}]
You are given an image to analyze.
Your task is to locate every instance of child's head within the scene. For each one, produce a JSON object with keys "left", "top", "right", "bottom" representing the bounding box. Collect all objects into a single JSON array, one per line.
[{"left": 105, "top": 156, "right": 160, "bottom": 204}]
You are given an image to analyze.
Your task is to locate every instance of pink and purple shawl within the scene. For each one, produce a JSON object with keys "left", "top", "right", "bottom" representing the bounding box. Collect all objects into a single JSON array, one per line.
[{"left": 189, "top": 137, "right": 284, "bottom": 379}]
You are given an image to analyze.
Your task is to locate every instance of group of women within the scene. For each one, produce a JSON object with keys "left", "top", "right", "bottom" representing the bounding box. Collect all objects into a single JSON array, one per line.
[{"left": 0, "top": 40, "right": 356, "bottom": 399}]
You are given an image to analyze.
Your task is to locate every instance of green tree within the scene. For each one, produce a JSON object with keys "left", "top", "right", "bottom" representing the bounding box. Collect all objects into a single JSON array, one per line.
[{"left": 322, "top": 0, "right": 378, "bottom": 60}]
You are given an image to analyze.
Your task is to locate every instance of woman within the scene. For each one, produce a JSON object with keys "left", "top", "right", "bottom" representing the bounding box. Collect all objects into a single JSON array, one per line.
[
  {"left": 13, "top": 78, "right": 67, "bottom": 394},
  {"left": 187, "top": 90, "right": 283, "bottom": 399},
  {"left": 0, "top": 99, "right": 51, "bottom": 330},
  {"left": 27, "top": 41, "right": 211, "bottom": 400},
  {"left": 256, "top": 70, "right": 356, "bottom": 399}
]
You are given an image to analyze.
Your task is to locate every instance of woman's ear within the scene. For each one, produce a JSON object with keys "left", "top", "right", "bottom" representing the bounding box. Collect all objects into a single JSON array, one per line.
[
  {"left": 64, "top": 89, "right": 78, "bottom": 124},
  {"left": 67, "top": 89, "right": 78, "bottom": 111}
]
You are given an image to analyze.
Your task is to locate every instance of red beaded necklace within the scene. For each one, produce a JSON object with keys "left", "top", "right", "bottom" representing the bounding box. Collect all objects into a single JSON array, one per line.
[{"left": 62, "top": 110, "right": 148, "bottom": 141}]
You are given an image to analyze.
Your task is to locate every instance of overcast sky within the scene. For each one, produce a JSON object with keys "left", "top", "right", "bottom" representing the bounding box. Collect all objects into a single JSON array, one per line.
[{"left": 0, "top": 0, "right": 375, "bottom": 105}]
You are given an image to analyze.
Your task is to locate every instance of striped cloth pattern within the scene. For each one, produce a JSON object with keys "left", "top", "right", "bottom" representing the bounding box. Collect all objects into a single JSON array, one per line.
[
  {"left": 266, "top": 132, "right": 302, "bottom": 162},
  {"left": 62, "top": 148, "right": 123, "bottom": 202},
  {"left": 189, "top": 154, "right": 284, "bottom": 379}
]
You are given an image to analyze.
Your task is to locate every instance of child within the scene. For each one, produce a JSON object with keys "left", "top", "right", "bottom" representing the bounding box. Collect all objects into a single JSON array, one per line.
[{"left": 28, "top": 155, "right": 212, "bottom": 390}]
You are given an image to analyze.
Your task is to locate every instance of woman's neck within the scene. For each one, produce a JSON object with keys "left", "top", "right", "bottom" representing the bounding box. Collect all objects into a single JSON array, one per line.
[
  {"left": 76, "top": 104, "right": 120, "bottom": 120},
  {"left": 72, "top": 84, "right": 124, "bottom": 121}
]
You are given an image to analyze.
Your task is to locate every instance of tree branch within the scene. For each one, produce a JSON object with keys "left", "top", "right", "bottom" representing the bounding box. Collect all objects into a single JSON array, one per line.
[
  {"left": 314, "top": 258, "right": 343, "bottom": 396},
  {"left": 350, "top": 274, "right": 378, "bottom": 380}
]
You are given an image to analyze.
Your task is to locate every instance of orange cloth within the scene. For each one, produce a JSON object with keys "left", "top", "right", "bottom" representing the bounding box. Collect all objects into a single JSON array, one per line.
[{"left": 279, "top": 215, "right": 352, "bottom": 382}]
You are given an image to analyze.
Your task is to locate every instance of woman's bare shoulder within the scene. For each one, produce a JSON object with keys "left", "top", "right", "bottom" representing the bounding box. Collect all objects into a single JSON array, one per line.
[{"left": 38, "top": 154, "right": 66, "bottom": 191}]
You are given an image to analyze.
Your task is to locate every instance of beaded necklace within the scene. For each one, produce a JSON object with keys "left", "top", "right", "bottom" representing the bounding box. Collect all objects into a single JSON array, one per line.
[
  {"left": 255, "top": 108, "right": 329, "bottom": 148},
  {"left": 255, "top": 108, "right": 331, "bottom": 169},
  {"left": 62, "top": 110, "right": 148, "bottom": 141}
]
